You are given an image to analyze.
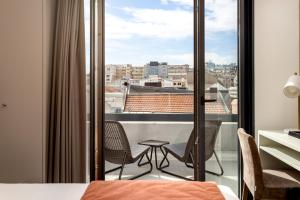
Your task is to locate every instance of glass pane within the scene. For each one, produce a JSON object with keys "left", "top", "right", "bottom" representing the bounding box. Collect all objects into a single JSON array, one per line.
[
  {"left": 104, "top": 0, "right": 194, "bottom": 180},
  {"left": 84, "top": 0, "right": 91, "bottom": 182},
  {"left": 204, "top": 0, "right": 238, "bottom": 195}
]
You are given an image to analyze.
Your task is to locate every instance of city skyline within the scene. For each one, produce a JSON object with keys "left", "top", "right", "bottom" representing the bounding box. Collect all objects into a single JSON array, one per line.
[
  {"left": 104, "top": 61, "right": 238, "bottom": 89},
  {"left": 104, "top": 60, "right": 238, "bottom": 67}
]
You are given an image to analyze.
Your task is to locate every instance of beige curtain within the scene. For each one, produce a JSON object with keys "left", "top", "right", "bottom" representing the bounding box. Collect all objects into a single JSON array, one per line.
[{"left": 47, "top": 0, "right": 86, "bottom": 183}]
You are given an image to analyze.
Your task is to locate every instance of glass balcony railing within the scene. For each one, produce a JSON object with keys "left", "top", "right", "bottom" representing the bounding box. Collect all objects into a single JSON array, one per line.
[{"left": 104, "top": 120, "right": 238, "bottom": 194}]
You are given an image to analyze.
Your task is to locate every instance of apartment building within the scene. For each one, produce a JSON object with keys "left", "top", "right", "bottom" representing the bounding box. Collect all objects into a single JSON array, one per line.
[{"left": 167, "top": 64, "right": 189, "bottom": 80}]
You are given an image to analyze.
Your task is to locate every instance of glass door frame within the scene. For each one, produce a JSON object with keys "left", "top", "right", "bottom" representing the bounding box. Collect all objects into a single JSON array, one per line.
[
  {"left": 92, "top": 0, "right": 206, "bottom": 181},
  {"left": 193, "top": 0, "right": 205, "bottom": 181},
  {"left": 89, "top": 1, "right": 256, "bottom": 198},
  {"left": 238, "top": 0, "right": 255, "bottom": 197}
]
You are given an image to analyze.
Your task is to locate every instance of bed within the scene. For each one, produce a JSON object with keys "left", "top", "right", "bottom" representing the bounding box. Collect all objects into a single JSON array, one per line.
[{"left": 0, "top": 182, "right": 239, "bottom": 200}]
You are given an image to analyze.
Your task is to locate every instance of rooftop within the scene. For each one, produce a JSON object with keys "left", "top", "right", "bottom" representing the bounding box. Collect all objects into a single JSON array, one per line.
[{"left": 124, "top": 93, "right": 230, "bottom": 114}]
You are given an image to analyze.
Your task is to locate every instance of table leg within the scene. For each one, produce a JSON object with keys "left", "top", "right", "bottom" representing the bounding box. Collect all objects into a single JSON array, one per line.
[
  {"left": 149, "top": 146, "right": 153, "bottom": 161},
  {"left": 159, "top": 146, "right": 169, "bottom": 169},
  {"left": 138, "top": 147, "right": 153, "bottom": 167},
  {"left": 154, "top": 147, "right": 159, "bottom": 169}
]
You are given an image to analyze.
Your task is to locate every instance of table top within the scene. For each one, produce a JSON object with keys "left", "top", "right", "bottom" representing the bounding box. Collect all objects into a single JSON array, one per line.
[{"left": 138, "top": 140, "right": 169, "bottom": 147}]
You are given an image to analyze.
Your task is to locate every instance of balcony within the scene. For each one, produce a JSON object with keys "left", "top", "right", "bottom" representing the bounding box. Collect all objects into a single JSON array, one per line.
[{"left": 104, "top": 114, "right": 238, "bottom": 195}]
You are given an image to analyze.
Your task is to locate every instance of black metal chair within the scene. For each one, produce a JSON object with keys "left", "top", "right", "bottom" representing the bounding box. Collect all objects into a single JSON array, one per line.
[
  {"left": 159, "top": 120, "right": 223, "bottom": 180},
  {"left": 105, "top": 120, "right": 152, "bottom": 180}
]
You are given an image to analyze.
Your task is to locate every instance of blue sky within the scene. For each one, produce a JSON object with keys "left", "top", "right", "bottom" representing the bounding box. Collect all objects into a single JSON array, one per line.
[{"left": 87, "top": 0, "right": 237, "bottom": 67}]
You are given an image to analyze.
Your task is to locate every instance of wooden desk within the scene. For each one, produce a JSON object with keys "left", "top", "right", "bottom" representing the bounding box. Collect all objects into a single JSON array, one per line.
[{"left": 258, "top": 130, "right": 300, "bottom": 171}]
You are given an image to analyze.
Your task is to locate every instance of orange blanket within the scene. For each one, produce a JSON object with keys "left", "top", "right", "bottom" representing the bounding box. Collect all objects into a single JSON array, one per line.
[{"left": 81, "top": 180, "right": 225, "bottom": 200}]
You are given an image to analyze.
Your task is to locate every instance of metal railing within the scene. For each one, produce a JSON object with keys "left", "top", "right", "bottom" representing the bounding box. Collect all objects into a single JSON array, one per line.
[{"left": 105, "top": 113, "right": 238, "bottom": 122}]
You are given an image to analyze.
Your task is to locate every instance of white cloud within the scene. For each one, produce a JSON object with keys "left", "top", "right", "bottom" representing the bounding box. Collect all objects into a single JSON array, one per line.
[
  {"left": 161, "top": 53, "right": 194, "bottom": 65},
  {"left": 161, "top": 52, "right": 236, "bottom": 66},
  {"left": 104, "top": 0, "right": 237, "bottom": 65},
  {"left": 206, "top": 52, "right": 236, "bottom": 64},
  {"left": 106, "top": 8, "right": 193, "bottom": 40},
  {"left": 160, "top": 0, "right": 193, "bottom": 7},
  {"left": 105, "top": 0, "right": 237, "bottom": 41},
  {"left": 162, "top": 0, "right": 237, "bottom": 33},
  {"left": 205, "top": 0, "right": 237, "bottom": 33}
]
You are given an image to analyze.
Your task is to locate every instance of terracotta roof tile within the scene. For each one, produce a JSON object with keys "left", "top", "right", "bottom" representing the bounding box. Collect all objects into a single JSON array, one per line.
[{"left": 124, "top": 93, "right": 228, "bottom": 114}]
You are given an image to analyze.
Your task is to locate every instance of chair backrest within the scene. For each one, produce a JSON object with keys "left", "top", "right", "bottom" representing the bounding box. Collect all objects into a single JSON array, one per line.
[
  {"left": 184, "top": 120, "right": 222, "bottom": 161},
  {"left": 204, "top": 120, "right": 222, "bottom": 159},
  {"left": 184, "top": 129, "right": 196, "bottom": 160},
  {"left": 104, "top": 121, "right": 132, "bottom": 164},
  {"left": 237, "top": 128, "right": 264, "bottom": 197}
]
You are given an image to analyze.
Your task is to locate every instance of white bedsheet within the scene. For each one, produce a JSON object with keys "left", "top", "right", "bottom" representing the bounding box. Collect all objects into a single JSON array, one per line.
[{"left": 0, "top": 183, "right": 239, "bottom": 200}]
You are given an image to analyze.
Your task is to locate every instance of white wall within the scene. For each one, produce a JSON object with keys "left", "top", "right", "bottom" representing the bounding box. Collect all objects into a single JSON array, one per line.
[
  {"left": 255, "top": 0, "right": 299, "bottom": 134},
  {"left": 0, "top": 0, "right": 56, "bottom": 183}
]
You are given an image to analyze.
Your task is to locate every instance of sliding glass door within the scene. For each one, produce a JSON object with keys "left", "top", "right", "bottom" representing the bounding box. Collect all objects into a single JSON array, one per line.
[
  {"left": 94, "top": 0, "right": 240, "bottom": 195},
  {"left": 103, "top": 0, "right": 195, "bottom": 181},
  {"left": 203, "top": 0, "right": 239, "bottom": 194}
]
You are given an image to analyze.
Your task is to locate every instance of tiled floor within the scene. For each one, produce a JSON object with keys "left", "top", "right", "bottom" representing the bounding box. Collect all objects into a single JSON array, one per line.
[{"left": 105, "top": 150, "right": 238, "bottom": 195}]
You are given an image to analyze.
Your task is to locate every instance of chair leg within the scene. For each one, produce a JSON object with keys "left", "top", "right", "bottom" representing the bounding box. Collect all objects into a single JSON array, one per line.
[
  {"left": 242, "top": 182, "right": 249, "bottom": 200},
  {"left": 129, "top": 152, "right": 153, "bottom": 180},
  {"left": 118, "top": 153, "right": 127, "bottom": 180},
  {"left": 161, "top": 150, "right": 224, "bottom": 179},
  {"left": 105, "top": 166, "right": 122, "bottom": 174},
  {"left": 185, "top": 163, "right": 193, "bottom": 168},
  {"left": 205, "top": 151, "right": 224, "bottom": 176},
  {"left": 160, "top": 167, "right": 194, "bottom": 181},
  {"left": 185, "top": 152, "right": 194, "bottom": 168},
  {"left": 119, "top": 162, "right": 125, "bottom": 180},
  {"left": 159, "top": 152, "right": 194, "bottom": 181},
  {"left": 104, "top": 153, "right": 127, "bottom": 180},
  {"left": 137, "top": 154, "right": 145, "bottom": 166},
  {"left": 106, "top": 151, "right": 153, "bottom": 180}
]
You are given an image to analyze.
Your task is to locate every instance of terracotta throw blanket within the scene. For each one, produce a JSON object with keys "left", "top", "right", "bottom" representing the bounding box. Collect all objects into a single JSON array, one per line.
[{"left": 81, "top": 180, "right": 225, "bottom": 200}]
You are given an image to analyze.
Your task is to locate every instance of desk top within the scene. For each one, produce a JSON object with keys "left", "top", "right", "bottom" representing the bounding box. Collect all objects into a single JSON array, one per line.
[{"left": 258, "top": 130, "right": 300, "bottom": 152}]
